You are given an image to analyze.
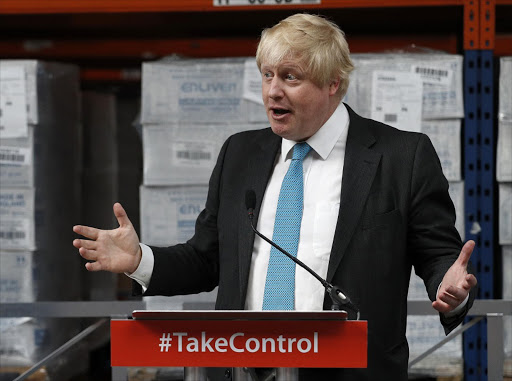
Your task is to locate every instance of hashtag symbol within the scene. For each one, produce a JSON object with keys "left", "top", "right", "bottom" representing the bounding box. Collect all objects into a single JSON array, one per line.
[{"left": 159, "top": 333, "right": 172, "bottom": 352}]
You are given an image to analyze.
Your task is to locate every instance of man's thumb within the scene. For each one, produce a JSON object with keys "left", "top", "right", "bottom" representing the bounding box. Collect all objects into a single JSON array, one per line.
[
  {"left": 457, "top": 240, "right": 475, "bottom": 267},
  {"left": 113, "top": 203, "right": 131, "bottom": 228}
]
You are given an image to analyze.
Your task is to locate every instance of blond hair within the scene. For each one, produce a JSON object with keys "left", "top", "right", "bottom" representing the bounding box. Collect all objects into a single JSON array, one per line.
[{"left": 256, "top": 13, "right": 354, "bottom": 99}]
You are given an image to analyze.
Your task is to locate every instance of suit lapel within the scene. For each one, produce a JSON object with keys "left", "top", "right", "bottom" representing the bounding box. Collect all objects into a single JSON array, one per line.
[
  {"left": 238, "top": 130, "right": 281, "bottom": 304},
  {"left": 327, "top": 106, "right": 382, "bottom": 282}
]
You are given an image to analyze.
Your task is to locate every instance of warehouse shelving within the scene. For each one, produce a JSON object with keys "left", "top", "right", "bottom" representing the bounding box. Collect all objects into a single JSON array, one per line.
[
  {"left": 0, "top": 0, "right": 469, "bottom": 14},
  {"left": 1, "top": 0, "right": 511, "bottom": 380}
]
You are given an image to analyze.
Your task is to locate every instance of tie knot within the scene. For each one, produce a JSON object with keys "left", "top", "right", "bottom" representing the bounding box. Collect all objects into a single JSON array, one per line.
[{"left": 292, "top": 142, "right": 311, "bottom": 161}]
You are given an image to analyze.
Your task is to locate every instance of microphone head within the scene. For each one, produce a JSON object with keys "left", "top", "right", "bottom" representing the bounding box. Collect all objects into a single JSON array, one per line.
[{"left": 245, "top": 190, "right": 256, "bottom": 211}]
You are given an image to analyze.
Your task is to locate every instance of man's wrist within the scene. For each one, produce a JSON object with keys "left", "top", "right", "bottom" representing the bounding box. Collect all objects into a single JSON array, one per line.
[
  {"left": 129, "top": 246, "right": 143, "bottom": 275},
  {"left": 126, "top": 243, "right": 154, "bottom": 292}
]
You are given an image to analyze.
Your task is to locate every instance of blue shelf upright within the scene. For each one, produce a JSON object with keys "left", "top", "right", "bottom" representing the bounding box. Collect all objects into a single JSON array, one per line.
[{"left": 463, "top": 48, "right": 495, "bottom": 381}]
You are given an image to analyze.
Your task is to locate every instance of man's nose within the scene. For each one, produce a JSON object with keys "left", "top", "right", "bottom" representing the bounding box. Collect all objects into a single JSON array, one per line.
[{"left": 268, "top": 77, "right": 284, "bottom": 99}]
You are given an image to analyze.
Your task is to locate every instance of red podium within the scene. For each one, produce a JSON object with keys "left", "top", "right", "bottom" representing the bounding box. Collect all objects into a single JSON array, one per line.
[{"left": 111, "top": 310, "right": 367, "bottom": 369}]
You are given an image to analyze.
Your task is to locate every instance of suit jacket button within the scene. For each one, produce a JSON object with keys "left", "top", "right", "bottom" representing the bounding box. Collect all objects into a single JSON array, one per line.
[{"left": 224, "top": 368, "right": 231, "bottom": 379}]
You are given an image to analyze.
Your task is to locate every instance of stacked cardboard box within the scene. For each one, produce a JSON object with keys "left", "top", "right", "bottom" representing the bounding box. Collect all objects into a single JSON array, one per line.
[
  {"left": 497, "top": 56, "right": 512, "bottom": 377},
  {"left": 343, "top": 52, "right": 465, "bottom": 377},
  {"left": 140, "top": 57, "right": 267, "bottom": 309},
  {"left": 0, "top": 60, "right": 84, "bottom": 377}
]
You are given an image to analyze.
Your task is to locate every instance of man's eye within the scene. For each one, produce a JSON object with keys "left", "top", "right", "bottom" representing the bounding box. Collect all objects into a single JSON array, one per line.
[
  {"left": 263, "top": 72, "right": 273, "bottom": 79},
  {"left": 285, "top": 74, "right": 297, "bottom": 80}
]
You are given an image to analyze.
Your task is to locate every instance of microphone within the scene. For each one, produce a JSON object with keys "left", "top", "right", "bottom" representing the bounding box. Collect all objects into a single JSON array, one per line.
[{"left": 245, "top": 189, "right": 360, "bottom": 319}]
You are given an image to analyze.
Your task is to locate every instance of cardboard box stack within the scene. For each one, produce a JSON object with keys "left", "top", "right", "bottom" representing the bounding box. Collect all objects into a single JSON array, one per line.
[
  {"left": 343, "top": 52, "right": 465, "bottom": 377},
  {"left": 0, "top": 61, "right": 84, "bottom": 377},
  {"left": 140, "top": 57, "right": 267, "bottom": 309},
  {"left": 497, "top": 56, "right": 512, "bottom": 377}
]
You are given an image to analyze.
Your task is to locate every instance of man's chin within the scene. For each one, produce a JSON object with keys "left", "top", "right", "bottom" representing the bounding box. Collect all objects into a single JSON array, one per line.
[
  {"left": 271, "top": 126, "right": 309, "bottom": 142},
  {"left": 270, "top": 124, "right": 292, "bottom": 139}
]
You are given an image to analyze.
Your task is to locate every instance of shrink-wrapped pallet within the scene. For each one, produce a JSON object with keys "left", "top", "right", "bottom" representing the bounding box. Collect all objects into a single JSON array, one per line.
[
  {"left": 0, "top": 60, "right": 83, "bottom": 376},
  {"left": 141, "top": 57, "right": 267, "bottom": 125}
]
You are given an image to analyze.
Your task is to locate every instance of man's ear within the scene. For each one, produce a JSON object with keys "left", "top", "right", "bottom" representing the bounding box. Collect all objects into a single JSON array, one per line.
[{"left": 329, "top": 78, "right": 341, "bottom": 96}]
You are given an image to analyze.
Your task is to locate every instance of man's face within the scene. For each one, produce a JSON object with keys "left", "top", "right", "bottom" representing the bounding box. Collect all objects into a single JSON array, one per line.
[{"left": 261, "top": 59, "right": 338, "bottom": 142}]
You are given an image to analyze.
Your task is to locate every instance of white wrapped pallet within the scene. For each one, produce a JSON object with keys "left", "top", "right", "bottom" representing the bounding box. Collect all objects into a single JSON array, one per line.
[
  {"left": 406, "top": 314, "right": 462, "bottom": 377},
  {"left": 0, "top": 60, "right": 83, "bottom": 377},
  {"left": 497, "top": 120, "right": 512, "bottom": 182},
  {"left": 344, "top": 53, "right": 464, "bottom": 120},
  {"left": 0, "top": 251, "right": 35, "bottom": 303},
  {"left": 0, "top": 318, "right": 45, "bottom": 367},
  {"left": 448, "top": 181, "right": 465, "bottom": 241},
  {"left": 0, "top": 61, "right": 39, "bottom": 130},
  {"left": 141, "top": 57, "right": 267, "bottom": 124},
  {"left": 0, "top": 127, "right": 35, "bottom": 188},
  {"left": 143, "top": 123, "right": 267, "bottom": 186},
  {"left": 499, "top": 183, "right": 512, "bottom": 245},
  {"left": 422, "top": 120, "right": 461, "bottom": 181},
  {"left": 140, "top": 185, "right": 208, "bottom": 246},
  {"left": 0, "top": 188, "right": 35, "bottom": 251},
  {"left": 0, "top": 316, "right": 86, "bottom": 379},
  {"left": 340, "top": 53, "right": 463, "bottom": 183},
  {"left": 498, "top": 55, "right": 512, "bottom": 380},
  {"left": 499, "top": 57, "right": 512, "bottom": 122},
  {"left": 0, "top": 60, "right": 81, "bottom": 254}
]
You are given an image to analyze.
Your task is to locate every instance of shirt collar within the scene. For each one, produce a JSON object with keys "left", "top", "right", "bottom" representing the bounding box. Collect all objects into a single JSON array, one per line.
[{"left": 281, "top": 103, "right": 349, "bottom": 161}]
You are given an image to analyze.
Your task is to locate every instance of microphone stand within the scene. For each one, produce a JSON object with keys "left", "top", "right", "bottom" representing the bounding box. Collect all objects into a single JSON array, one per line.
[{"left": 248, "top": 208, "right": 360, "bottom": 319}]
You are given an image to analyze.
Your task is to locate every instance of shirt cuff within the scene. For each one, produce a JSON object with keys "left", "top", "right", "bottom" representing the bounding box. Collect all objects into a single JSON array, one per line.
[
  {"left": 125, "top": 243, "right": 154, "bottom": 293},
  {"left": 437, "top": 283, "right": 469, "bottom": 317}
]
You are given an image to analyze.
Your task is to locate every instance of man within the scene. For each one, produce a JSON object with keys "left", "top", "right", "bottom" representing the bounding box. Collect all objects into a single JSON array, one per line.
[{"left": 73, "top": 13, "right": 477, "bottom": 380}]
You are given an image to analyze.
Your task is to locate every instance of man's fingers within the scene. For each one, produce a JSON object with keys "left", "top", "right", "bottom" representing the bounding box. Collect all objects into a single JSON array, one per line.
[
  {"left": 73, "top": 239, "right": 96, "bottom": 250},
  {"left": 439, "top": 288, "right": 465, "bottom": 307},
  {"left": 457, "top": 240, "right": 475, "bottom": 267},
  {"left": 78, "top": 247, "right": 97, "bottom": 261},
  {"left": 433, "top": 289, "right": 465, "bottom": 312},
  {"left": 85, "top": 261, "right": 103, "bottom": 272},
  {"left": 432, "top": 300, "right": 452, "bottom": 313},
  {"left": 72, "top": 239, "right": 81, "bottom": 248},
  {"left": 113, "top": 203, "right": 132, "bottom": 228},
  {"left": 73, "top": 225, "right": 100, "bottom": 240},
  {"left": 456, "top": 274, "right": 478, "bottom": 291},
  {"left": 466, "top": 274, "right": 478, "bottom": 288},
  {"left": 444, "top": 285, "right": 468, "bottom": 300}
]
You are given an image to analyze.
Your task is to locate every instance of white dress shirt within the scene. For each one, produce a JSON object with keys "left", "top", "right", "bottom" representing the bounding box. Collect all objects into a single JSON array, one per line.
[{"left": 245, "top": 104, "right": 349, "bottom": 310}]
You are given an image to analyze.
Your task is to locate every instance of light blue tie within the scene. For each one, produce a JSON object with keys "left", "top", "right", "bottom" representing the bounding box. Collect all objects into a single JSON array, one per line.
[{"left": 262, "top": 142, "right": 312, "bottom": 310}]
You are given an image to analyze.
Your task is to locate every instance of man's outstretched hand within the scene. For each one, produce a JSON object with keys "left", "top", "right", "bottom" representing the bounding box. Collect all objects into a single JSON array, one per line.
[
  {"left": 73, "top": 203, "right": 142, "bottom": 274},
  {"left": 432, "top": 240, "right": 478, "bottom": 314}
]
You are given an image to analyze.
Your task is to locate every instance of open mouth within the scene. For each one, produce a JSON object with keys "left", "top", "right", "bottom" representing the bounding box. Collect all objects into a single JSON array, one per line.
[{"left": 271, "top": 108, "right": 290, "bottom": 116}]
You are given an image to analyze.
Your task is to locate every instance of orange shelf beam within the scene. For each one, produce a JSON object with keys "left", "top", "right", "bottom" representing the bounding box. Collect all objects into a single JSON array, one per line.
[
  {"left": 495, "top": 33, "right": 512, "bottom": 55},
  {"left": 0, "top": 0, "right": 464, "bottom": 15},
  {"left": 81, "top": 68, "right": 141, "bottom": 81},
  {"left": 0, "top": 35, "right": 459, "bottom": 61},
  {"left": 0, "top": 39, "right": 259, "bottom": 59}
]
